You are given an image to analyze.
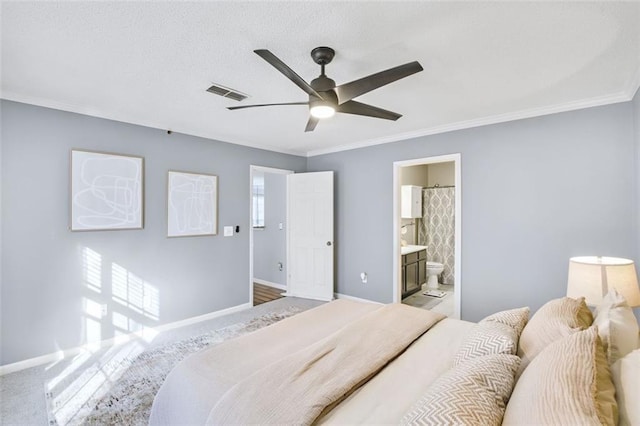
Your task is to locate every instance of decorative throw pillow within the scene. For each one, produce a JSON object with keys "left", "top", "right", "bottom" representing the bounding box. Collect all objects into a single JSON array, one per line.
[
  {"left": 610, "top": 349, "right": 640, "bottom": 426},
  {"left": 517, "top": 296, "right": 593, "bottom": 373},
  {"left": 401, "top": 354, "right": 520, "bottom": 426},
  {"left": 503, "top": 327, "right": 618, "bottom": 426},
  {"left": 481, "top": 306, "right": 530, "bottom": 336},
  {"left": 454, "top": 322, "right": 518, "bottom": 365},
  {"left": 594, "top": 289, "right": 640, "bottom": 365}
]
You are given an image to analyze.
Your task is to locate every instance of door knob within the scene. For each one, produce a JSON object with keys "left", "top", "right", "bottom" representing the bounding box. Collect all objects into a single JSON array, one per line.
[{"left": 326, "top": 241, "right": 332, "bottom": 246}]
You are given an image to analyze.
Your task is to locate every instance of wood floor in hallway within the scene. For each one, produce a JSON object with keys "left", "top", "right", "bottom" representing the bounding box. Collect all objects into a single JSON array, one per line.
[{"left": 253, "top": 283, "right": 285, "bottom": 306}]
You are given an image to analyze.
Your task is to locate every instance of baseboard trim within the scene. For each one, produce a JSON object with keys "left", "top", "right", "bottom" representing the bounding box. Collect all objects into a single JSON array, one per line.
[
  {"left": 334, "top": 293, "right": 383, "bottom": 305},
  {"left": 253, "top": 279, "right": 287, "bottom": 291},
  {"left": 0, "top": 302, "right": 252, "bottom": 376}
]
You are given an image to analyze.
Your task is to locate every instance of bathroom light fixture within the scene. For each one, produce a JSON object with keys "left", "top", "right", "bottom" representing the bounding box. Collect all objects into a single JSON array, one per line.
[
  {"left": 401, "top": 222, "right": 415, "bottom": 235},
  {"left": 309, "top": 100, "right": 335, "bottom": 119},
  {"left": 566, "top": 256, "right": 640, "bottom": 307}
]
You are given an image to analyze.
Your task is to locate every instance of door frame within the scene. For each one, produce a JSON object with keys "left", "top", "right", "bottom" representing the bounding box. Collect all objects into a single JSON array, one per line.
[
  {"left": 249, "top": 165, "right": 293, "bottom": 306},
  {"left": 392, "top": 153, "right": 462, "bottom": 319}
]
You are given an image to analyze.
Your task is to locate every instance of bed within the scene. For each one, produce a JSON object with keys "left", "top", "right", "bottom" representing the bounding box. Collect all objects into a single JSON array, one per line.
[{"left": 150, "top": 296, "right": 638, "bottom": 425}]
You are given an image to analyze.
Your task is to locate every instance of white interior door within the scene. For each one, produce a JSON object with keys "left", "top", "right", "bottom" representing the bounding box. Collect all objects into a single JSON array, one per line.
[{"left": 287, "top": 171, "right": 334, "bottom": 301}]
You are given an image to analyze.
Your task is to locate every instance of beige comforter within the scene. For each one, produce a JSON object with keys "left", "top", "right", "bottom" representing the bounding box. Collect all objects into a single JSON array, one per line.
[
  {"left": 149, "top": 300, "right": 474, "bottom": 425},
  {"left": 206, "top": 303, "right": 445, "bottom": 425}
]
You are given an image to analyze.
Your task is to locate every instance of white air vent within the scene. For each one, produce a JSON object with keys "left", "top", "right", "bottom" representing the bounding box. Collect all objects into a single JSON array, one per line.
[{"left": 206, "top": 83, "right": 248, "bottom": 101}]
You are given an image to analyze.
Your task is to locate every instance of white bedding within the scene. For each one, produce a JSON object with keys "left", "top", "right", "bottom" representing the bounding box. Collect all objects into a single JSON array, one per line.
[{"left": 149, "top": 300, "right": 474, "bottom": 425}]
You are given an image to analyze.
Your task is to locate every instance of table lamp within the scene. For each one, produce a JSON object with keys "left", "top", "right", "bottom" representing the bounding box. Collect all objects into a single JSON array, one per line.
[{"left": 567, "top": 256, "right": 640, "bottom": 307}]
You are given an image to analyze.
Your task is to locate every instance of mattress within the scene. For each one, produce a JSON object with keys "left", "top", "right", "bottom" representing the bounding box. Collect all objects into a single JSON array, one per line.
[{"left": 149, "top": 299, "right": 474, "bottom": 425}]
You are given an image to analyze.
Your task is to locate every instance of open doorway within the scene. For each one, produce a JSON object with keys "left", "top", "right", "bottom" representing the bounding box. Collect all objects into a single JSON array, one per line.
[
  {"left": 392, "top": 154, "right": 462, "bottom": 319},
  {"left": 249, "top": 166, "right": 293, "bottom": 306}
]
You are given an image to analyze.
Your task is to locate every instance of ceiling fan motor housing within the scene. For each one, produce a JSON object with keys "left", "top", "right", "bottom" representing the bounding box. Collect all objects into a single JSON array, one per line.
[
  {"left": 309, "top": 91, "right": 337, "bottom": 110},
  {"left": 310, "top": 75, "right": 337, "bottom": 93}
]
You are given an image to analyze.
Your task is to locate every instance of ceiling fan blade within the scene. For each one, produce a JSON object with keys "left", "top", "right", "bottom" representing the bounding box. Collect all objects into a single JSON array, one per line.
[
  {"left": 334, "top": 61, "right": 423, "bottom": 104},
  {"left": 254, "top": 49, "right": 323, "bottom": 99},
  {"left": 227, "top": 102, "right": 308, "bottom": 111},
  {"left": 304, "top": 116, "right": 319, "bottom": 132},
  {"left": 337, "top": 100, "right": 402, "bottom": 121}
]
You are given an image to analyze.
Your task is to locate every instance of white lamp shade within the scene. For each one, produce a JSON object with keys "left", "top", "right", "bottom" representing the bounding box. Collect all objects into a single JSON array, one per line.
[{"left": 567, "top": 256, "right": 640, "bottom": 307}]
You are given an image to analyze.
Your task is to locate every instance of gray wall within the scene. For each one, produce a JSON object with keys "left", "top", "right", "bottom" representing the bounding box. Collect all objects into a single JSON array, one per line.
[
  {"left": 253, "top": 172, "right": 287, "bottom": 285},
  {"left": 634, "top": 88, "right": 640, "bottom": 322},
  {"left": 0, "top": 100, "right": 306, "bottom": 365},
  {"left": 307, "top": 102, "right": 637, "bottom": 322},
  {"left": 0, "top": 102, "right": 3, "bottom": 349},
  {"left": 634, "top": 88, "right": 640, "bottom": 266}
]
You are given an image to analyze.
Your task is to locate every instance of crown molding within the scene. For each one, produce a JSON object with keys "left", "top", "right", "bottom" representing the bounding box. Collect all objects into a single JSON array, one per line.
[
  {"left": 3, "top": 83, "right": 637, "bottom": 160},
  {"left": 306, "top": 91, "right": 633, "bottom": 157},
  {"left": 0, "top": 91, "right": 307, "bottom": 157}
]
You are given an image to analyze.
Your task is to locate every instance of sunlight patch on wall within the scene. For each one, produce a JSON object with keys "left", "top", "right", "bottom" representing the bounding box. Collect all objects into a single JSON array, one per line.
[
  {"left": 82, "top": 247, "right": 102, "bottom": 293},
  {"left": 84, "top": 317, "right": 101, "bottom": 351},
  {"left": 112, "top": 311, "right": 159, "bottom": 344},
  {"left": 82, "top": 297, "right": 105, "bottom": 351},
  {"left": 83, "top": 298, "right": 103, "bottom": 320},
  {"left": 112, "top": 263, "right": 160, "bottom": 320}
]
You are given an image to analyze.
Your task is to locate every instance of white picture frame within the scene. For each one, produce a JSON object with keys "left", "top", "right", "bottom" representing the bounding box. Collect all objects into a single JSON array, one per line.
[
  {"left": 167, "top": 170, "right": 218, "bottom": 237},
  {"left": 70, "top": 149, "right": 144, "bottom": 231}
]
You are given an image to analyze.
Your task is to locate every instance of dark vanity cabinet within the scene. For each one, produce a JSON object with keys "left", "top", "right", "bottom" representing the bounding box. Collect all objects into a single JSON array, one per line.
[{"left": 402, "top": 249, "right": 427, "bottom": 298}]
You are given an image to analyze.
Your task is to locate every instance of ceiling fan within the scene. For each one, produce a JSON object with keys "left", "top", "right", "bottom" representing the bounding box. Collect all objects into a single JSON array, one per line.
[{"left": 228, "top": 47, "right": 423, "bottom": 132}]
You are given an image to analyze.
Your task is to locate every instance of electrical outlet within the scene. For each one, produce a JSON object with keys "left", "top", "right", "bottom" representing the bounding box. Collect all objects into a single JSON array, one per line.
[{"left": 360, "top": 272, "right": 368, "bottom": 284}]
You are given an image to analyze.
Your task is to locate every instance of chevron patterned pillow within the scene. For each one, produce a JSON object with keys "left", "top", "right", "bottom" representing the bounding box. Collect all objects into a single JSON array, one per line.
[
  {"left": 481, "top": 307, "right": 530, "bottom": 336},
  {"left": 401, "top": 354, "right": 520, "bottom": 426},
  {"left": 454, "top": 322, "right": 519, "bottom": 365}
]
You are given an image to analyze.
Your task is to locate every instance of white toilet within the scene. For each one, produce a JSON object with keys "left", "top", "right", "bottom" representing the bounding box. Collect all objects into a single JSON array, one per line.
[{"left": 426, "top": 261, "right": 444, "bottom": 289}]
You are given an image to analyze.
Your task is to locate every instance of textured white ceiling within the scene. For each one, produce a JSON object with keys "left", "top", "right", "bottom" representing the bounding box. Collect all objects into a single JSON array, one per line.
[{"left": 2, "top": 1, "right": 639, "bottom": 156}]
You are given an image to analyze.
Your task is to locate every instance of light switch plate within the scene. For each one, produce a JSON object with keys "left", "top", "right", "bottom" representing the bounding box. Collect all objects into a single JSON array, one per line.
[
  {"left": 224, "top": 226, "right": 233, "bottom": 236},
  {"left": 279, "top": 222, "right": 283, "bottom": 230}
]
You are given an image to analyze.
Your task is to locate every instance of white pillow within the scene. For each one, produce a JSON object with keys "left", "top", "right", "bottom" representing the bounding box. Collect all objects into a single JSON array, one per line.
[
  {"left": 594, "top": 289, "right": 640, "bottom": 364},
  {"left": 610, "top": 349, "right": 640, "bottom": 426},
  {"left": 503, "top": 327, "right": 618, "bottom": 426},
  {"left": 517, "top": 297, "right": 593, "bottom": 374}
]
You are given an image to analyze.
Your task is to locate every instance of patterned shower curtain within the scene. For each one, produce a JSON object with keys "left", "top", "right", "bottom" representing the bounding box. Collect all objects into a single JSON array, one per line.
[{"left": 418, "top": 187, "right": 455, "bottom": 285}]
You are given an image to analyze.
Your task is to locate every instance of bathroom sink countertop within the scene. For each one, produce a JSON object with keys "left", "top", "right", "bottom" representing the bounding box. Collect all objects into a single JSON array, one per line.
[{"left": 401, "top": 245, "right": 427, "bottom": 255}]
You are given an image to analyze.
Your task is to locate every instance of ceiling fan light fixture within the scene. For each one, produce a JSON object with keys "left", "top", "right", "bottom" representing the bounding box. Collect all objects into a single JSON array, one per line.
[{"left": 309, "top": 104, "right": 335, "bottom": 119}]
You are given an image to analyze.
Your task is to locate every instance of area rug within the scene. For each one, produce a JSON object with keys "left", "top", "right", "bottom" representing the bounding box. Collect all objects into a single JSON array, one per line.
[
  {"left": 45, "top": 306, "right": 302, "bottom": 426},
  {"left": 402, "top": 292, "right": 445, "bottom": 310}
]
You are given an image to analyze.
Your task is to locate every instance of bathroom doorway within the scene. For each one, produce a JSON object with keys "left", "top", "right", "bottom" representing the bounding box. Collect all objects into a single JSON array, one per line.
[{"left": 392, "top": 154, "right": 461, "bottom": 319}]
